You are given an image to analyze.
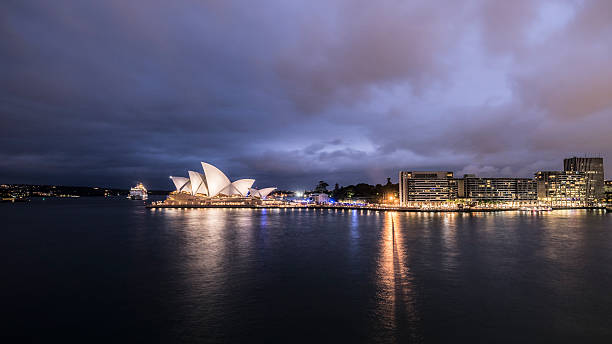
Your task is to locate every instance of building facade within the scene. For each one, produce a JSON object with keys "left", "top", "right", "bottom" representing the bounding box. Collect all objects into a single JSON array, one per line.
[
  {"left": 457, "top": 176, "right": 537, "bottom": 202},
  {"left": 169, "top": 162, "right": 276, "bottom": 199},
  {"left": 535, "top": 171, "right": 588, "bottom": 205},
  {"left": 310, "top": 193, "right": 330, "bottom": 204},
  {"left": 399, "top": 171, "right": 456, "bottom": 205},
  {"left": 563, "top": 157, "right": 605, "bottom": 202}
]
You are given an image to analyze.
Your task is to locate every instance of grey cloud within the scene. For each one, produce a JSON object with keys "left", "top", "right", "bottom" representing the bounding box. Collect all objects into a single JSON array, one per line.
[
  {"left": 1, "top": 0, "right": 611, "bottom": 189},
  {"left": 275, "top": 0, "right": 472, "bottom": 113}
]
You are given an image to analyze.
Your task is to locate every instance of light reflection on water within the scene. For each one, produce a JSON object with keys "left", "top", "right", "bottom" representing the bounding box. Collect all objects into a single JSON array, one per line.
[
  {"left": 152, "top": 207, "right": 612, "bottom": 342},
  {"left": 374, "top": 212, "right": 420, "bottom": 341},
  {"left": 4, "top": 199, "right": 612, "bottom": 343}
]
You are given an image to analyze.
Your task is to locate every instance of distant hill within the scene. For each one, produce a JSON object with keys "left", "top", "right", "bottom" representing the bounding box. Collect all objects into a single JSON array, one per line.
[{"left": 0, "top": 184, "right": 170, "bottom": 197}]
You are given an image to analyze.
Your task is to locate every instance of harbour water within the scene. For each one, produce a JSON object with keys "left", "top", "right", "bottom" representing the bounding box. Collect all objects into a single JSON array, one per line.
[{"left": 3, "top": 197, "right": 612, "bottom": 342}]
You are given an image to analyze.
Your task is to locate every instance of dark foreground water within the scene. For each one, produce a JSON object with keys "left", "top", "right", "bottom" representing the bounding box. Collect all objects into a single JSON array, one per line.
[{"left": 2, "top": 197, "right": 612, "bottom": 343}]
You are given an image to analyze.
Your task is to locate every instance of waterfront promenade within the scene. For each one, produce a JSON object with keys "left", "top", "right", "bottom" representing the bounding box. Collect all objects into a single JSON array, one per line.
[{"left": 146, "top": 202, "right": 604, "bottom": 213}]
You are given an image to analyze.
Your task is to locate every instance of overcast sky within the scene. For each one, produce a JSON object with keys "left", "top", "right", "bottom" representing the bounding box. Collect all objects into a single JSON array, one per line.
[{"left": 1, "top": 0, "right": 611, "bottom": 190}]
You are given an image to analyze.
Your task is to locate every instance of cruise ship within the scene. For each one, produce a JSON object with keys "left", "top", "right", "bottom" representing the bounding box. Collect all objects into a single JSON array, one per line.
[{"left": 129, "top": 182, "right": 148, "bottom": 200}]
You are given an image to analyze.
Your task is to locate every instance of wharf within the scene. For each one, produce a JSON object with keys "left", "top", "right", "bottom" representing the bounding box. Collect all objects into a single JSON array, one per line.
[
  {"left": 145, "top": 203, "right": 605, "bottom": 213},
  {"left": 1, "top": 197, "right": 30, "bottom": 203}
]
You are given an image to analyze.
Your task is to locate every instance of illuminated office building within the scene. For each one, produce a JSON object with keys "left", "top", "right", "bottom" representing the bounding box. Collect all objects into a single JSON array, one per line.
[
  {"left": 563, "top": 157, "right": 605, "bottom": 201},
  {"left": 398, "top": 171, "right": 456, "bottom": 205},
  {"left": 457, "top": 176, "right": 536, "bottom": 201},
  {"left": 535, "top": 171, "right": 587, "bottom": 205}
]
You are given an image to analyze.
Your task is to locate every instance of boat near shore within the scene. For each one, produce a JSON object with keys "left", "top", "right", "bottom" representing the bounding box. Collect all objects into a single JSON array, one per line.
[
  {"left": 128, "top": 182, "right": 148, "bottom": 200},
  {"left": 519, "top": 206, "right": 553, "bottom": 212}
]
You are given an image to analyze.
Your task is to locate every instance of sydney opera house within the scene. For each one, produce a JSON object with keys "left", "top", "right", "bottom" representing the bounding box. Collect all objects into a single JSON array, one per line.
[{"left": 160, "top": 162, "right": 277, "bottom": 206}]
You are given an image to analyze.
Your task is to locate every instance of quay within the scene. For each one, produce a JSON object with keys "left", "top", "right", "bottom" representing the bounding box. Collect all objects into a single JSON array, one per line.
[{"left": 146, "top": 203, "right": 605, "bottom": 213}]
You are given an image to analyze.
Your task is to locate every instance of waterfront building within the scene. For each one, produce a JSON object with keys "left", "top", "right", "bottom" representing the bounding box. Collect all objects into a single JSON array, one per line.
[
  {"left": 457, "top": 176, "right": 537, "bottom": 202},
  {"left": 310, "top": 193, "right": 330, "bottom": 204},
  {"left": 167, "top": 162, "right": 276, "bottom": 204},
  {"left": 563, "top": 157, "right": 605, "bottom": 202},
  {"left": 398, "top": 171, "right": 456, "bottom": 205},
  {"left": 535, "top": 171, "right": 588, "bottom": 206}
]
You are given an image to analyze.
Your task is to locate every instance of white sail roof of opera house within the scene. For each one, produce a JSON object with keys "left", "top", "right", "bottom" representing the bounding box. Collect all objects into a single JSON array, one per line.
[
  {"left": 187, "top": 171, "right": 208, "bottom": 196},
  {"left": 221, "top": 179, "right": 255, "bottom": 197},
  {"left": 169, "top": 176, "right": 191, "bottom": 194},
  {"left": 201, "top": 162, "right": 231, "bottom": 197},
  {"left": 169, "top": 162, "right": 274, "bottom": 198},
  {"left": 248, "top": 187, "right": 277, "bottom": 199}
]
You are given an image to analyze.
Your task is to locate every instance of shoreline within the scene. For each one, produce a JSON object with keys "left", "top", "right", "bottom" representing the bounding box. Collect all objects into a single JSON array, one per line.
[{"left": 146, "top": 204, "right": 605, "bottom": 213}]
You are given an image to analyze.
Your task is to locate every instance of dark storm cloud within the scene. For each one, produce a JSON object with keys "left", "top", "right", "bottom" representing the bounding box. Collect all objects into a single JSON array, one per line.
[{"left": 1, "top": 0, "right": 611, "bottom": 189}]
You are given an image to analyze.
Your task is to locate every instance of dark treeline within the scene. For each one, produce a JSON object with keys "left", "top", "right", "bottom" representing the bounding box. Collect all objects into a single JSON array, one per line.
[{"left": 309, "top": 178, "right": 399, "bottom": 203}]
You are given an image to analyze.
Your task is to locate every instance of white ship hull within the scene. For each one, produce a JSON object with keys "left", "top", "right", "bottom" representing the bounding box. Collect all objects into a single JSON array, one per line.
[{"left": 129, "top": 193, "right": 148, "bottom": 200}]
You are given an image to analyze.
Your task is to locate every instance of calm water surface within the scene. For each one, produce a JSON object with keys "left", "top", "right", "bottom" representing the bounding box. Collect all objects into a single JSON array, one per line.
[{"left": 3, "top": 197, "right": 612, "bottom": 342}]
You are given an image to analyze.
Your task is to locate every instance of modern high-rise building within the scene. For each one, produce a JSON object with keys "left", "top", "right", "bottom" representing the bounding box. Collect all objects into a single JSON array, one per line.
[
  {"left": 398, "top": 171, "right": 456, "bottom": 205},
  {"left": 535, "top": 171, "right": 588, "bottom": 205},
  {"left": 457, "top": 176, "right": 537, "bottom": 202},
  {"left": 563, "top": 157, "right": 604, "bottom": 202}
]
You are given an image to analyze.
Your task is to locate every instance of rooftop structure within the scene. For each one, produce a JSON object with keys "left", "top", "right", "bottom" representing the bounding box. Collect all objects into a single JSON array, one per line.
[
  {"left": 248, "top": 187, "right": 277, "bottom": 199},
  {"left": 169, "top": 162, "right": 275, "bottom": 198},
  {"left": 170, "top": 176, "right": 191, "bottom": 194}
]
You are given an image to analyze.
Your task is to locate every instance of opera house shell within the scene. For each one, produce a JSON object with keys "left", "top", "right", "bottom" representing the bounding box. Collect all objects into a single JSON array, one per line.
[{"left": 169, "top": 162, "right": 276, "bottom": 199}]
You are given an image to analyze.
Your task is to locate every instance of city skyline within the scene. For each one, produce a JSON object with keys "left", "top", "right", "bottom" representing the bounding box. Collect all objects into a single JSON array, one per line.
[{"left": 2, "top": 1, "right": 612, "bottom": 190}]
